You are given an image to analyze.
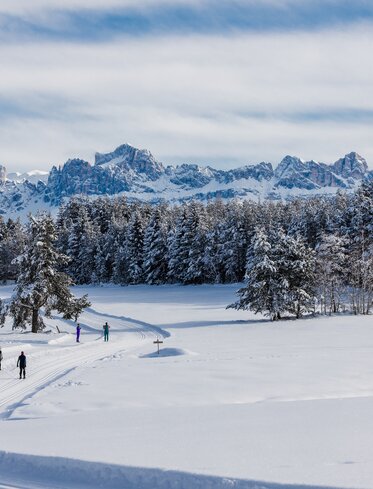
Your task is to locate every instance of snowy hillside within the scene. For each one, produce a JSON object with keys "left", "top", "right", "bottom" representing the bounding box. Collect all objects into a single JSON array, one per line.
[
  {"left": 0, "top": 144, "right": 371, "bottom": 218},
  {"left": 0, "top": 284, "right": 373, "bottom": 489}
]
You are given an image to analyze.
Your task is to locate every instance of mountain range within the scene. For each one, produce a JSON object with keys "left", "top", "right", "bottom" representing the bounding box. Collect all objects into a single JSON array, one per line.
[{"left": 0, "top": 143, "right": 370, "bottom": 218}]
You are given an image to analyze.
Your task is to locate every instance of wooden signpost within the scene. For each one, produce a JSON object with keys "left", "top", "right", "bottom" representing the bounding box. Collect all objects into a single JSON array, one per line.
[{"left": 153, "top": 338, "right": 163, "bottom": 354}]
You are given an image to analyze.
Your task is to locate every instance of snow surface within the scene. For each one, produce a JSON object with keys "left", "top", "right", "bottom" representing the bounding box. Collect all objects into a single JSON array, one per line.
[{"left": 0, "top": 284, "right": 372, "bottom": 488}]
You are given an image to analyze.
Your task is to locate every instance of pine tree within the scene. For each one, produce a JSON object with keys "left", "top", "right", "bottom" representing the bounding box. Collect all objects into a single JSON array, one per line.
[
  {"left": 167, "top": 207, "right": 189, "bottom": 283},
  {"left": 0, "top": 218, "right": 26, "bottom": 282},
  {"left": 346, "top": 181, "right": 373, "bottom": 314},
  {"left": 125, "top": 209, "right": 145, "bottom": 284},
  {"left": 228, "top": 228, "right": 316, "bottom": 320},
  {"left": 96, "top": 220, "right": 119, "bottom": 283},
  {"left": 316, "top": 233, "right": 347, "bottom": 314},
  {"left": 3, "top": 213, "right": 90, "bottom": 333},
  {"left": 204, "top": 224, "right": 225, "bottom": 283},
  {"left": 279, "top": 232, "right": 316, "bottom": 318},
  {"left": 183, "top": 202, "right": 208, "bottom": 284},
  {"left": 228, "top": 227, "right": 287, "bottom": 320},
  {"left": 143, "top": 208, "right": 168, "bottom": 284},
  {"left": 220, "top": 202, "right": 248, "bottom": 283}
]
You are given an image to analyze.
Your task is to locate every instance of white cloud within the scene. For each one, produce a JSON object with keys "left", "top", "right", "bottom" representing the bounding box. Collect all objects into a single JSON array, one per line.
[
  {"left": 0, "top": 25, "right": 372, "bottom": 171},
  {"left": 0, "top": 0, "right": 323, "bottom": 15},
  {"left": 0, "top": 0, "right": 204, "bottom": 16}
]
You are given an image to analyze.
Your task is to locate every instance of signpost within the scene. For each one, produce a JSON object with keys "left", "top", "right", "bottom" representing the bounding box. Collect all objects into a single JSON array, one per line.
[{"left": 153, "top": 338, "right": 163, "bottom": 355}]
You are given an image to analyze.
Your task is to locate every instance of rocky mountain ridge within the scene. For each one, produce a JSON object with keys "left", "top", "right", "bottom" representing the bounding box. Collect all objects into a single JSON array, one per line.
[{"left": 0, "top": 143, "right": 370, "bottom": 217}]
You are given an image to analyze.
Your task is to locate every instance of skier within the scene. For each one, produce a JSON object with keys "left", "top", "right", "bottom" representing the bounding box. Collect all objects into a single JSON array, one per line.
[
  {"left": 103, "top": 322, "right": 110, "bottom": 342},
  {"left": 17, "top": 351, "right": 26, "bottom": 379},
  {"left": 76, "top": 323, "right": 81, "bottom": 343},
  {"left": 0, "top": 347, "right": 2, "bottom": 370}
]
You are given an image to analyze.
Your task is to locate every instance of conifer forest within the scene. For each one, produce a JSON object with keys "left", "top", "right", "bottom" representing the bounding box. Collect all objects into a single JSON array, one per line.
[{"left": 1, "top": 181, "right": 373, "bottom": 320}]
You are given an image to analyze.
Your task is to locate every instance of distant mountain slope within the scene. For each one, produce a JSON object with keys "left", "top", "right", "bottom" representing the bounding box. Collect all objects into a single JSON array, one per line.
[{"left": 0, "top": 143, "right": 370, "bottom": 218}]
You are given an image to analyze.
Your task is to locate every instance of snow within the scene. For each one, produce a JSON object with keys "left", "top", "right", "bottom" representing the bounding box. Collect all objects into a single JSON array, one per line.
[
  {"left": 0, "top": 284, "right": 372, "bottom": 488},
  {"left": 6, "top": 170, "right": 49, "bottom": 184}
]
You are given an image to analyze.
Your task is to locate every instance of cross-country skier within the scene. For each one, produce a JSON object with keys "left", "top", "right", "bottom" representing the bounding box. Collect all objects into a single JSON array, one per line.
[
  {"left": 103, "top": 322, "right": 110, "bottom": 342},
  {"left": 17, "top": 351, "right": 26, "bottom": 379},
  {"left": 0, "top": 347, "right": 2, "bottom": 370},
  {"left": 76, "top": 323, "right": 81, "bottom": 343}
]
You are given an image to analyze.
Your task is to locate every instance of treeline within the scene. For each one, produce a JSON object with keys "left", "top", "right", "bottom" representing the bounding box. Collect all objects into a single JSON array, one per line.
[{"left": 1, "top": 181, "right": 373, "bottom": 318}]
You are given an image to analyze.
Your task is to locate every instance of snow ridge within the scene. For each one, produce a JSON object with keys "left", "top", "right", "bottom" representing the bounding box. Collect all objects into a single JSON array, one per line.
[{"left": 0, "top": 451, "right": 342, "bottom": 489}]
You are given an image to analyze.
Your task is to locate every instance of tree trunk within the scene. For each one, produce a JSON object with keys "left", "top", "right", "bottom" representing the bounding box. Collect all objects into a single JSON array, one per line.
[{"left": 32, "top": 308, "right": 39, "bottom": 333}]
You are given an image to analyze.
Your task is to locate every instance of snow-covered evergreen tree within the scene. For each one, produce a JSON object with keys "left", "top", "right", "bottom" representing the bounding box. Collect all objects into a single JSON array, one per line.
[
  {"left": 167, "top": 207, "right": 189, "bottom": 283},
  {"left": 2, "top": 213, "right": 90, "bottom": 333},
  {"left": 279, "top": 232, "right": 316, "bottom": 318},
  {"left": 316, "top": 233, "right": 347, "bottom": 314},
  {"left": 203, "top": 224, "right": 224, "bottom": 283},
  {"left": 124, "top": 209, "right": 146, "bottom": 284},
  {"left": 183, "top": 202, "right": 208, "bottom": 284},
  {"left": 143, "top": 208, "right": 168, "bottom": 284},
  {"left": 229, "top": 227, "right": 315, "bottom": 320},
  {"left": 219, "top": 202, "right": 248, "bottom": 283},
  {"left": 228, "top": 227, "right": 287, "bottom": 320},
  {"left": 345, "top": 181, "right": 373, "bottom": 314},
  {"left": 66, "top": 205, "right": 92, "bottom": 282},
  {"left": 0, "top": 218, "right": 26, "bottom": 282},
  {"left": 95, "top": 219, "right": 119, "bottom": 283}
]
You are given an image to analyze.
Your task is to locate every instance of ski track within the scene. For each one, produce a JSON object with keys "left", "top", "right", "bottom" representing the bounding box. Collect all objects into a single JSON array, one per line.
[{"left": 0, "top": 310, "right": 168, "bottom": 420}]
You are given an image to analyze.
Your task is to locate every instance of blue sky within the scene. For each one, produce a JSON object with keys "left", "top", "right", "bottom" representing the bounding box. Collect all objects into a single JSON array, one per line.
[
  {"left": 0, "top": 0, "right": 372, "bottom": 171},
  {"left": 3, "top": 1, "right": 373, "bottom": 40}
]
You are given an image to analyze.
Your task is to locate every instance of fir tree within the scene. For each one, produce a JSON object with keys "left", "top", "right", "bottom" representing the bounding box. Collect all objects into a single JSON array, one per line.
[
  {"left": 2, "top": 213, "right": 90, "bottom": 333},
  {"left": 143, "top": 208, "right": 168, "bottom": 284},
  {"left": 279, "top": 232, "right": 316, "bottom": 318},
  {"left": 167, "top": 207, "right": 189, "bottom": 283},
  {"left": 316, "top": 233, "right": 347, "bottom": 314},
  {"left": 125, "top": 209, "right": 145, "bottom": 284},
  {"left": 228, "top": 227, "right": 287, "bottom": 320},
  {"left": 0, "top": 218, "right": 26, "bottom": 282},
  {"left": 183, "top": 202, "right": 208, "bottom": 284}
]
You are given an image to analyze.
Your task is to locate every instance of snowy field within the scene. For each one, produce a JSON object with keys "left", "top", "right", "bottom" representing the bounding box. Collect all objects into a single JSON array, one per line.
[{"left": 0, "top": 284, "right": 372, "bottom": 489}]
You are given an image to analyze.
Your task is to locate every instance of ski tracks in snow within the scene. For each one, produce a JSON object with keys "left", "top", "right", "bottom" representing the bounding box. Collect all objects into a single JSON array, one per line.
[{"left": 0, "top": 309, "right": 168, "bottom": 419}]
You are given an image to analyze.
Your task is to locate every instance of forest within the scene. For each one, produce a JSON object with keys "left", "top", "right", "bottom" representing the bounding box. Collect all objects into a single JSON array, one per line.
[{"left": 1, "top": 180, "right": 373, "bottom": 320}]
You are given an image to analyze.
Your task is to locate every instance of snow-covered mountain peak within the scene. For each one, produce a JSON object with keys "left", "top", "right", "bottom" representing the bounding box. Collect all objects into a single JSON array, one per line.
[
  {"left": 274, "top": 155, "right": 306, "bottom": 179},
  {"left": 94, "top": 143, "right": 164, "bottom": 180},
  {"left": 333, "top": 151, "right": 367, "bottom": 180}
]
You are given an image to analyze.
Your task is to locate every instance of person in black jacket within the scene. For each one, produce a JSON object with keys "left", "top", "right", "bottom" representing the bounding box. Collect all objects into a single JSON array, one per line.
[
  {"left": 17, "top": 351, "right": 26, "bottom": 379},
  {"left": 0, "top": 347, "right": 2, "bottom": 370}
]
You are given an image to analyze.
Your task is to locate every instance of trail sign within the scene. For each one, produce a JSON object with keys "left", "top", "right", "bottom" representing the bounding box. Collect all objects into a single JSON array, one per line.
[{"left": 153, "top": 338, "right": 163, "bottom": 354}]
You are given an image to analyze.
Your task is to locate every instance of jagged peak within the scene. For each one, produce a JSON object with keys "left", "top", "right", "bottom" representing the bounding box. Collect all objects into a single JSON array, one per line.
[
  {"left": 274, "top": 155, "right": 306, "bottom": 178},
  {"left": 65, "top": 158, "right": 91, "bottom": 165},
  {"left": 336, "top": 151, "right": 367, "bottom": 166},
  {"left": 333, "top": 151, "right": 368, "bottom": 179},
  {"left": 95, "top": 143, "right": 155, "bottom": 166}
]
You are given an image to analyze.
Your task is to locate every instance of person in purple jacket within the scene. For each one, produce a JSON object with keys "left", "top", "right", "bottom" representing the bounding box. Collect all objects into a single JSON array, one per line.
[{"left": 76, "top": 323, "right": 81, "bottom": 343}]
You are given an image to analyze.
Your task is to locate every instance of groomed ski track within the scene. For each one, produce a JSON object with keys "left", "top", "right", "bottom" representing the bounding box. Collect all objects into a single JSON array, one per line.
[{"left": 0, "top": 307, "right": 169, "bottom": 420}]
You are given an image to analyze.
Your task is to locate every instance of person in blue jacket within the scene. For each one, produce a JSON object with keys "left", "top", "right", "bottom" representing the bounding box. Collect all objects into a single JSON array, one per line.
[
  {"left": 103, "top": 322, "right": 110, "bottom": 342},
  {"left": 17, "top": 351, "right": 26, "bottom": 379}
]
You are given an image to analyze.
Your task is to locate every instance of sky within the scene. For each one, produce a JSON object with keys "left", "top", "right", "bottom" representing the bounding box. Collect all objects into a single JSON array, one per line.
[{"left": 1, "top": 0, "right": 373, "bottom": 172}]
